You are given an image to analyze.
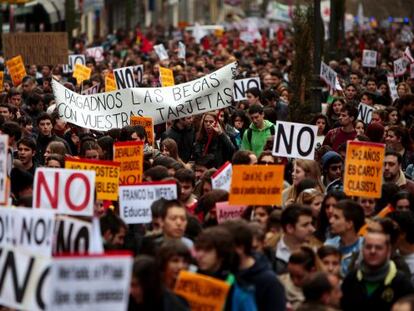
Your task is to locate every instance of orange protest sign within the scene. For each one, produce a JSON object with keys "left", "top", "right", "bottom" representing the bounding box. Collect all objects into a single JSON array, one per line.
[
  {"left": 344, "top": 141, "right": 385, "bottom": 198},
  {"left": 229, "top": 165, "right": 284, "bottom": 206},
  {"left": 72, "top": 63, "right": 91, "bottom": 85},
  {"left": 130, "top": 116, "right": 154, "bottom": 146},
  {"left": 174, "top": 271, "right": 230, "bottom": 311},
  {"left": 6, "top": 55, "right": 26, "bottom": 86},
  {"left": 113, "top": 141, "right": 144, "bottom": 185},
  {"left": 105, "top": 72, "right": 117, "bottom": 92},
  {"left": 0, "top": 72, "right": 3, "bottom": 92},
  {"left": 159, "top": 66, "right": 175, "bottom": 86},
  {"left": 65, "top": 158, "right": 120, "bottom": 201}
]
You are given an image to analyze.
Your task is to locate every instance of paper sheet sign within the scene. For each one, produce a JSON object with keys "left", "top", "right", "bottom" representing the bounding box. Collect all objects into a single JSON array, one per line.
[
  {"left": 394, "top": 57, "right": 408, "bottom": 77},
  {"left": 358, "top": 103, "right": 374, "bottom": 124},
  {"left": 174, "top": 270, "right": 230, "bottom": 311},
  {"left": 118, "top": 181, "right": 177, "bottom": 224},
  {"left": 53, "top": 216, "right": 93, "bottom": 255},
  {"left": 33, "top": 167, "right": 96, "bottom": 216},
  {"left": 211, "top": 161, "right": 232, "bottom": 192},
  {"left": 81, "top": 83, "right": 100, "bottom": 95},
  {"left": 0, "top": 71, "right": 3, "bottom": 91},
  {"left": 130, "top": 116, "right": 155, "bottom": 146},
  {"left": 0, "top": 134, "right": 9, "bottom": 205},
  {"left": 73, "top": 63, "right": 92, "bottom": 84},
  {"left": 65, "top": 158, "right": 120, "bottom": 201},
  {"left": 343, "top": 141, "right": 385, "bottom": 198},
  {"left": 233, "top": 77, "right": 261, "bottom": 101},
  {"left": 387, "top": 75, "right": 399, "bottom": 102},
  {"left": 105, "top": 72, "right": 117, "bottom": 92},
  {"left": 229, "top": 165, "right": 284, "bottom": 206},
  {"left": 216, "top": 201, "right": 246, "bottom": 223},
  {"left": 159, "top": 66, "right": 175, "bottom": 86},
  {"left": 362, "top": 49, "right": 377, "bottom": 68},
  {"left": 114, "top": 141, "right": 144, "bottom": 185},
  {"left": 86, "top": 46, "right": 104, "bottom": 62},
  {"left": 6, "top": 55, "right": 26, "bottom": 86},
  {"left": 320, "top": 61, "right": 337, "bottom": 90},
  {"left": 48, "top": 253, "right": 132, "bottom": 311}
]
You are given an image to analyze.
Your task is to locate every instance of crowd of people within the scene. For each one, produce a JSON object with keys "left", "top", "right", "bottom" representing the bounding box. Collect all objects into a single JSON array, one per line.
[{"left": 1, "top": 17, "right": 414, "bottom": 311}]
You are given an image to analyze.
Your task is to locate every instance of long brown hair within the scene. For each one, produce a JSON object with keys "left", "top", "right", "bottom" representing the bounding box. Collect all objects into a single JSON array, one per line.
[{"left": 196, "top": 111, "right": 218, "bottom": 142}]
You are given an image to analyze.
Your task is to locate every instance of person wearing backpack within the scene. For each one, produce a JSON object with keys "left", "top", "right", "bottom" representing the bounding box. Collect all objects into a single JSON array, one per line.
[
  {"left": 241, "top": 104, "right": 275, "bottom": 157},
  {"left": 225, "top": 220, "right": 287, "bottom": 311}
]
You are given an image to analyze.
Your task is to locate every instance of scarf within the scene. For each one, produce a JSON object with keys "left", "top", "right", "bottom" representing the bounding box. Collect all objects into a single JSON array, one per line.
[{"left": 359, "top": 260, "right": 390, "bottom": 283}]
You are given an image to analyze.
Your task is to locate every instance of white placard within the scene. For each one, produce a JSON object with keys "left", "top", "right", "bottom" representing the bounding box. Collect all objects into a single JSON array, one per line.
[
  {"left": 233, "top": 77, "right": 261, "bottom": 101},
  {"left": 178, "top": 41, "right": 186, "bottom": 59},
  {"left": 211, "top": 162, "right": 232, "bottom": 192},
  {"left": 113, "top": 66, "right": 138, "bottom": 89},
  {"left": 52, "top": 62, "right": 237, "bottom": 131},
  {"left": 119, "top": 181, "right": 177, "bottom": 224},
  {"left": 394, "top": 57, "right": 408, "bottom": 77},
  {"left": 134, "top": 64, "right": 144, "bottom": 85},
  {"left": 81, "top": 83, "right": 100, "bottom": 95},
  {"left": 362, "top": 49, "right": 377, "bottom": 68},
  {"left": 33, "top": 168, "right": 96, "bottom": 216},
  {"left": 0, "top": 135, "right": 8, "bottom": 204},
  {"left": 320, "top": 61, "right": 337, "bottom": 89},
  {"left": 272, "top": 121, "right": 318, "bottom": 160},
  {"left": 358, "top": 103, "right": 374, "bottom": 124},
  {"left": 63, "top": 54, "right": 86, "bottom": 74},
  {"left": 53, "top": 216, "right": 93, "bottom": 255},
  {"left": 48, "top": 253, "right": 132, "bottom": 311},
  {"left": 85, "top": 46, "right": 104, "bottom": 62},
  {"left": 387, "top": 74, "right": 399, "bottom": 102},
  {"left": 154, "top": 44, "right": 169, "bottom": 61}
]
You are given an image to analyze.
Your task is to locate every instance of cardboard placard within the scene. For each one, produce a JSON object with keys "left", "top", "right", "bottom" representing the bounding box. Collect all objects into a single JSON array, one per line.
[
  {"left": 119, "top": 181, "right": 177, "bottom": 224},
  {"left": 216, "top": 201, "right": 247, "bottom": 223},
  {"left": 387, "top": 74, "right": 399, "bottom": 102},
  {"left": 159, "top": 66, "right": 175, "bottom": 86},
  {"left": 73, "top": 63, "right": 92, "bottom": 84},
  {"left": 105, "top": 72, "right": 117, "bottom": 92},
  {"left": 320, "top": 61, "right": 337, "bottom": 90},
  {"left": 272, "top": 121, "right": 318, "bottom": 160},
  {"left": 65, "top": 158, "right": 120, "bottom": 201},
  {"left": 6, "top": 55, "right": 27, "bottom": 86},
  {"left": 343, "top": 141, "right": 385, "bottom": 198},
  {"left": 130, "top": 116, "right": 154, "bottom": 146},
  {"left": 357, "top": 103, "right": 374, "bottom": 124},
  {"left": 211, "top": 161, "right": 232, "bottom": 192},
  {"left": 362, "top": 49, "right": 377, "bottom": 68},
  {"left": 233, "top": 77, "right": 261, "bottom": 101},
  {"left": 174, "top": 270, "right": 231, "bottom": 311},
  {"left": 2, "top": 32, "right": 68, "bottom": 65},
  {"left": 113, "top": 141, "right": 144, "bottom": 185},
  {"left": 229, "top": 165, "right": 284, "bottom": 206},
  {"left": 33, "top": 168, "right": 96, "bottom": 216},
  {"left": 48, "top": 253, "right": 133, "bottom": 311},
  {"left": 53, "top": 216, "right": 93, "bottom": 255},
  {"left": 0, "top": 134, "right": 9, "bottom": 204}
]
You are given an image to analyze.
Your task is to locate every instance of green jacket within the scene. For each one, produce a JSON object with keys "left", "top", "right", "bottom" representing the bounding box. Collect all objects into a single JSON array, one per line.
[{"left": 241, "top": 120, "right": 275, "bottom": 156}]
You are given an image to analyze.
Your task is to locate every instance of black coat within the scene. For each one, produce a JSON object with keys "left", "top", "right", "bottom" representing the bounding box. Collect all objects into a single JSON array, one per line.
[
  {"left": 193, "top": 133, "right": 235, "bottom": 168},
  {"left": 161, "top": 126, "right": 195, "bottom": 163}
]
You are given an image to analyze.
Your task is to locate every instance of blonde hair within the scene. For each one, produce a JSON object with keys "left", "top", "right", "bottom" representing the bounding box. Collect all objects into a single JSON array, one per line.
[{"left": 296, "top": 188, "right": 324, "bottom": 206}]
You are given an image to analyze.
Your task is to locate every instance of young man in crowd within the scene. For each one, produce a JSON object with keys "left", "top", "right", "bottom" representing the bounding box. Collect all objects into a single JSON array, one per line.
[
  {"left": 16, "top": 137, "right": 37, "bottom": 176},
  {"left": 321, "top": 151, "right": 344, "bottom": 190},
  {"left": 383, "top": 150, "right": 414, "bottom": 195},
  {"left": 100, "top": 211, "right": 128, "bottom": 249}
]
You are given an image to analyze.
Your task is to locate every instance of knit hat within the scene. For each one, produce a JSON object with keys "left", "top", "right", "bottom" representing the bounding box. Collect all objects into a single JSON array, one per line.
[
  {"left": 365, "top": 122, "right": 384, "bottom": 143},
  {"left": 321, "top": 151, "right": 342, "bottom": 171}
]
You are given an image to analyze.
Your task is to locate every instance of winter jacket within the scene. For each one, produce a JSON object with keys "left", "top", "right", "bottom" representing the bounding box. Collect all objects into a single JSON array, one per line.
[
  {"left": 193, "top": 133, "right": 236, "bottom": 168},
  {"left": 161, "top": 126, "right": 195, "bottom": 163}
]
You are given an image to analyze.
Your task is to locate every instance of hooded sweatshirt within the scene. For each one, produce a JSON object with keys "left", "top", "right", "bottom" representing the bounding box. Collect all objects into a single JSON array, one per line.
[{"left": 241, "top": 120, "right": 275, "bottom": 156}]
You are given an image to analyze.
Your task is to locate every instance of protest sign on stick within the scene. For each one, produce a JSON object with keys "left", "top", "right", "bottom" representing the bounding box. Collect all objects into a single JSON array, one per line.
[
  {"left": 233, "top": 77, "right": 261, "bottom": 101},
  {"left": 114, "top": 141, "right": 144, "bottom": 185}
]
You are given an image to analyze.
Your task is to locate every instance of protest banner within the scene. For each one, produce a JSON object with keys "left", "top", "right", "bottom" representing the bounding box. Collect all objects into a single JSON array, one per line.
[
  {"left": 154, "top": 43, "right": 169, "bottom": 60},
  {"left": 272, "top": 121, "right": 318, "bottom": 160},
  {"left": 81, "top": 83, "right": 100, "bottom": 95},
  {"left": 48, "top": 252, "right": 133, "bottom": 311},
  {"left": 174, "top": 270, "right": 230, "bottom": 311},
  {"left": 52, "top": 62, "right": 237, "bottom": 131},
  {"left": 233, "top": 77, "right": 261, "bottom": 101},
  {"left": 73, "top": 63, "right": 92, "bottom": 85},
  {"left": 2, "top": 32, "right": 68, "bottom": 65},
  {"left": 0, "top": 71, "right": 3, "bottom": 91},
  {"left": 211, "top": 161, "right": 232, "bottom": 192},
  {"left": 85, "top": 46, "right": 104, "bottom": 62},
  {"left": 159, "top": 66, "right": 175, "bottom": 86},
  {"left": 178, "top": 41, "right": 186, "bottom": 59},
  {"left": 394, "top": 57, "right": 407, "bottom": 77},
  {"left": 0, "top": 207, "right": 55, "bottom": 257},
  {"left": 6, "top": 55, "right": 26, "bottom": 86},
  {"left": 130, "top": 116, "right": 154, "bottom": 145},
  {"left": 65, "top": 158, "right": 120, "bottom": 201},
  {"left": 119, "top": 181, "right": 177, "bottom": 224},
  {"left": 105, "top": 72, "right": 117, "bottom": 92},
  {"left": 343, "top": 141, "right": 385, "bottom": 198},
  {"left": 411, "top": 63, "right": 414, "bottom": 79},
  {"left": 0, "top": 246, "right": 51, "bottom": 311},
  {"left": 362, "top": 49, "right": 377, "bottom": 68},
  {"left": 229, "top": 165, "right": 284, "bottom": 206},
  {"left": 114, "top": 141, "right": 144, "bottom": 185},
  {"left": 53, "top": 216, "right": 93, "bottom": 255},
  {"left": 358, "top": 103, "right": 374, "bottom": 124},
  {"left": 216, "top": 201, "right": 247, "bottom": 223},
  {"left": 114, "top": 66, "right": 138, "bottom": 89},
  {"left": 33, "top": 168, "right": 95, "bottom": 216},
  {"left": 0, "top": 135, "right": 8, "bottom": 204},
  {"left": 320, "top": 61, "right": 337, "bottom": 90},
  {"left": 387, "top": 74, "right": 399, "bottom": 102}
]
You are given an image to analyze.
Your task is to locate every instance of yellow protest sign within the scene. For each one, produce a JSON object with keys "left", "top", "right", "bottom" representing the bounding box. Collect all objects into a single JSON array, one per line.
[
  {"left": 73, "top": 63, "right": 91, "bottom": 85},
  {"left": 113, "top": 141, "right": 144, "bottom": 185},
  {"left": 159, "top": 66, "right": 175, "bottom": 87},
  {"left": 65, "top": 158, "right": 120, "bottom": 201},
  {"left": 174, "top": 271, "right": 230, "bottom": 311},
  {"left": 344, "top": 141, "right": 385, "bottom": 198},
  {"left": 130, "top": 116, "right": 154, "bottom": 146},
  {"left": 0, "top": 72, "right": 3, "bottom": 92},
  {"left": 105, "top": 72, "right": 117, "bottom": 92},
  {"left": 229, "top": 165, "right": 284, "bottom": 206},
  {"left": 6, "top": 55, "right": 26, "bottom": 86}
]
